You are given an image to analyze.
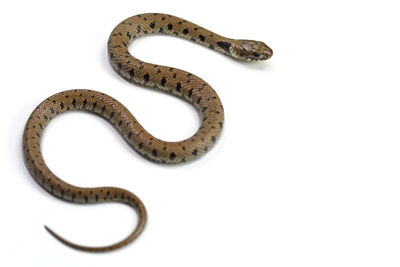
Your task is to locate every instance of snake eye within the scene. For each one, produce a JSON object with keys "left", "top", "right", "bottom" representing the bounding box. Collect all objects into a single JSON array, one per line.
[{"left": 252, "top": 52, "right": 261, "bottom": 60}]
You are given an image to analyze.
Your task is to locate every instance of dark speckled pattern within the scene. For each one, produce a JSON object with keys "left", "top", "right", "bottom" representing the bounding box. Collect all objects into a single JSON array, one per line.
[{"left": 23, "top": 13, "right": 273, "bottom": 252}]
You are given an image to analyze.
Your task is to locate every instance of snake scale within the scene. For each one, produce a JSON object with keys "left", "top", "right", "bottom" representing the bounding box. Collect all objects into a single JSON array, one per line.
[{"left": 23, "top": 13, "right": 273, "bottom": 252}]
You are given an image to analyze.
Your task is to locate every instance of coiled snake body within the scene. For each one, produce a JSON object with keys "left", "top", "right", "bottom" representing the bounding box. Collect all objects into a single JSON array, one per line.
[{"left": 23, "top": 13, "right": 273, "bottom": 252}]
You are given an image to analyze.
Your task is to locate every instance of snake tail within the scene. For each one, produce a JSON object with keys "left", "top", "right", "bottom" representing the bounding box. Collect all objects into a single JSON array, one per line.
[{"left": 23, "top": 13, "right": 273, "bottom": 252}]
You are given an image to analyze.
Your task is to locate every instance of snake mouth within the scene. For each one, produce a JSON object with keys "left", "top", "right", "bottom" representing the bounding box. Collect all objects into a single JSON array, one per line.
[
  {"left": 25, "top": 12, "right": 272, "bottom": 252},
  {"left": 261, "top": 46, "right": 273, "bottom": 60},
  {"left": 252, "top": 49, "right": 273, "bottom": 61}
]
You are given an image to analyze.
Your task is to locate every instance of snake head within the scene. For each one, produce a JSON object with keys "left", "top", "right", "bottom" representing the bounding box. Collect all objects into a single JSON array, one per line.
[{"left": 232, "top": 39, "right": 273, "bottom": 61}]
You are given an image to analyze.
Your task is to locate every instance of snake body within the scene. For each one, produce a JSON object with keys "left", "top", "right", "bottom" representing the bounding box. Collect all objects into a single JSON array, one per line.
[{"left": 23, "top": 13, "right": 272, "bottom": 252}]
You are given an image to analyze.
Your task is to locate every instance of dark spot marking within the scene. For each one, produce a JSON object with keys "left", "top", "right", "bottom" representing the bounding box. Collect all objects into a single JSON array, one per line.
[
  {"left": 209, "top": 44, "right": 214, "bottom": 49},
  {"left": 60, "top": 102, "right": 64, "bottom": 109},
  {"left": 138, "top": 142, "right": 143, "bottom": 149},
  {"left": 197, "top": 97, "right": 203, "bottom": 104},
  {"left": 84, "top": 196, "right": 88, "bottom": 203},
  {"left": 92, "top": 101, "right": 97, "bottom": 110},
  {"left": 109, "top": 112, "right": 114, "bottom": 120},
  {"left": 82, "top": 99, "right": 87, "bottom": 109},
  {"left": 127, "top": 31, "right": 131, "bottom": 39},
  {"left": 170, "top": 152, "right": 176, "bottom": 160},
  {"left": 167, "top": 24, "right": 173, "bottom": 30},
  {"left": 150, "top": 22, "right": 155, "bottom": 29},
  {"left": 152, "top": 149, "right": 158, "bottom": 157},
  {"left": 137, "top": 25, "right": 142, "bottom": 33},
  {"left": 199, "top": 35, "right": 205, "bottom": 42},
  {"left": 211, "top": 136, "right": 216, "bottom": 143},
  {"left": 128, "top": 132, "right": 132, "bottom": 139},
  {"left": 144, "top": 73, "right": 150, "bottom": 82},
  {"left": 217, "top": 41, "right": 232, "bottom": 54},
  {"left": 50, "top": 108, "right": 54, "bottom": 114},
  {"left": 188, "top": 88, "right": 193, "bottom": 98},
  {"left": 192, "top": 149, "right": 198, "bottom": 156},
  {"left": 176, "top": 82, "right": 181, "bottom": 92},
  {"left": 161, "top": 77, "right": 167, "bottom": 86},
  {"left": 118, "top": 120, "right": 122, "bottom": 126},
  {"left": 129, "top": 69, "right": 134, "bottom": 78},
  {"left": 183, "top": 28, "right": 189, "bottom": 34},
  {"left": 101, "top": 105, "right": 106, "bottom": 113},
  {"left": 72, "top": 98, "right": 76, "bottom": 108}
]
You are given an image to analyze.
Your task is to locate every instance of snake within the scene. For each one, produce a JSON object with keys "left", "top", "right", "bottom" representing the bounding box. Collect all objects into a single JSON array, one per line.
[{"left": 23, "top": 13, "right": 273, "bottom": 252}]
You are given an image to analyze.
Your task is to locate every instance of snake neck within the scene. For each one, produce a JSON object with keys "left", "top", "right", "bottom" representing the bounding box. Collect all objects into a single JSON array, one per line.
[{"left": 107, "top": 13, "right": 236, "bottom": 67}]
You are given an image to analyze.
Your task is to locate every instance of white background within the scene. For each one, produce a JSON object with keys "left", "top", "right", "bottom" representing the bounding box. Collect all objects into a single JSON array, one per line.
[{"left": 1, "top": 0, "right": 400, "bottom": 266}]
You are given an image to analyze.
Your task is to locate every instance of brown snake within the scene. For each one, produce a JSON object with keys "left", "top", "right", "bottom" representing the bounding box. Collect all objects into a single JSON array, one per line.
[{"left": 23, "top": 13, "right": 273, "bottom": 252}]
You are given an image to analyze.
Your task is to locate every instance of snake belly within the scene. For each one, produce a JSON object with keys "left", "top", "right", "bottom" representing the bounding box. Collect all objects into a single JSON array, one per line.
[{"left": 23, "top": 13, "right": 272, "bottom": 252}]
